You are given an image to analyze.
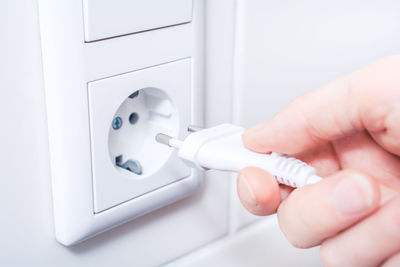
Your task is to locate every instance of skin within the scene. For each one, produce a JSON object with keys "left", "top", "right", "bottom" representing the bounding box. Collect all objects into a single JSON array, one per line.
[{"left": 236, "top": 55, "right": 400, "bottom": 266}]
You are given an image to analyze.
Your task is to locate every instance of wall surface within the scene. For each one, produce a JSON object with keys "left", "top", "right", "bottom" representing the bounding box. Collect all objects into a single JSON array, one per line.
[{"left": 1, "top": 0, "right": 400, "bottom": 266}]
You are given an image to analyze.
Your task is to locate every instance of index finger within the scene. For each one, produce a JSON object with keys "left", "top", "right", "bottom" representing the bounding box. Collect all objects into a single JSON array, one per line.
[{"left": 243, "top": 56, "right": 400, "bottom": 155}]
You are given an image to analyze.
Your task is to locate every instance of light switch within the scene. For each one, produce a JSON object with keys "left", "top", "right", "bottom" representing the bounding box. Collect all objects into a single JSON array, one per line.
[{"left": 83, "top": 0, "right": 193, "bottom": 42}]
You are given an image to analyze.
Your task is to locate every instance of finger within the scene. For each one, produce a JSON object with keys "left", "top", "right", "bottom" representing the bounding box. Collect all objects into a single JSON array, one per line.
[
  {"left": 243, "top": 55, "right": 400, "bottom": 155},
  {"left": 333, "top": 131, "right": 400, "bottom": 190},
  {"left": 296, "top": 131, "right": 400, "bottom": 191},
  {"left": 320, "top": 196, "right": 400, "bottom": 267},
  {"left": 279, "top": 184, "right": 293, "bottom": 201},
  {"left": 277, "top": 169, "right": 380, "bottom": 248},
  {"left": 294, "top": 142, "right": 340, "bottom": 177},
  {"left": 353, "top": 56, "right": 400, "bottom": 156},
  {"left": 382, "top": 252, "right": 400, "bottom": 267},
  {"left": 237, "top": 167, "right": 281, "bottom": 216}
]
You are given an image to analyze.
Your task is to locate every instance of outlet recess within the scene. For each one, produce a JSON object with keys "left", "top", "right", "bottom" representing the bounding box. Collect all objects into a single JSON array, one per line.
[
  {"left": 108, "top": 87, "right": 177, "bottom": 177},
  {"left": 89, "top": 59, "right": 193, "bottom": 213}
]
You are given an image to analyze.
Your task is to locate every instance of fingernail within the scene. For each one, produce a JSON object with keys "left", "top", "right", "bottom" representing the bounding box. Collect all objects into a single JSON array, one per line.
[
  {"left": 238, "top": 174, "right": 257, "bottom": 206},
  {"left": 332, "top": 176, "right": 373, "bottom": 216}
]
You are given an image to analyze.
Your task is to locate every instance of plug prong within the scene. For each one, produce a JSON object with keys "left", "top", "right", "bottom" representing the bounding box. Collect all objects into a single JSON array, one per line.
[
  {"left": 187, "top": 125, "right": 203, "bottom": 132},
  {"left": 156, "top": 133, "right": 183, "bottom": 149},
  {"left": 155, "top": 133, "right": 172, "bottom": 145}
]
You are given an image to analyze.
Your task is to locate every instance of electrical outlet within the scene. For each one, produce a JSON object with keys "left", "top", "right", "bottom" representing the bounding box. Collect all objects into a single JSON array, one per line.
[
  {"left": 89, "top": 59, "right": 193, "bottom": 212},
  {"left": 38, "top": 0, "right": 204, "bottom": 246}
]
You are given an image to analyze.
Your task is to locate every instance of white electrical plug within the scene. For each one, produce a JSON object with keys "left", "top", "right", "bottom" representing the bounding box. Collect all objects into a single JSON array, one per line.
[{"left": 156, "top": 123, "right": 322, "bottom": 188}]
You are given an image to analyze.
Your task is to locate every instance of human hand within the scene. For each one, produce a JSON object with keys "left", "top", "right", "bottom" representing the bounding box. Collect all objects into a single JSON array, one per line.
[{"left": 237, "top": 56, "right": 400, "bottom": 266}]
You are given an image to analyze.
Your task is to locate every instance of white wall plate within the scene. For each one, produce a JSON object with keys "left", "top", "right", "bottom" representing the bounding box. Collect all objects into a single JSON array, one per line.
[
  {"left": 38, "top": 0, "right": 204, "bottom": 246},
  {"left": 89, "top": 59, "right": 193, "bottom": 212},
  {"left": 83, "top": 0, "right": 193, "bottom": 42}
]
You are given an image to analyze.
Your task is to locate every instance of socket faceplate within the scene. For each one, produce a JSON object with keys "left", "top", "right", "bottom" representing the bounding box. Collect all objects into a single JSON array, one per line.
[{"left": 89, "top": 59, "right": 192, "bottom": 213}]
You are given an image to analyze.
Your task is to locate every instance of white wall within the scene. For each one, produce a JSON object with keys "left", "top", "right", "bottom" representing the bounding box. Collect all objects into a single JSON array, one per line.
[{"left": 2, "top": 0, "right": 399, "bottom": 266}]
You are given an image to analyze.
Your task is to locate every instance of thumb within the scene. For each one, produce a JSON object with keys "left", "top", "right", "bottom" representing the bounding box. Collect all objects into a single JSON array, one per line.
[{"left": 237, "top": 167, "right": 281, "bottom": 216}]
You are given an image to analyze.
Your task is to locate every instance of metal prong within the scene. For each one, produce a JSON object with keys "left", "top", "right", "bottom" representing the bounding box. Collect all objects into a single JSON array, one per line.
[
  {"left": 187, "top": 125, "right": 203, "bottom": 132},
  {"left": 156, "top": 133, "right": 183, "bottom": 148},
  {"left": 156, "top": 133, "right": 173, "bottom": 146}
]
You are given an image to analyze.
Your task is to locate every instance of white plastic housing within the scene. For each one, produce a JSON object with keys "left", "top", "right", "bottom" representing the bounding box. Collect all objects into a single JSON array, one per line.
[
  {"left": 38, "top": 0, "right": 204, "bottom": 245},
  {"left": 83, "top": 0, "right": 193, "bottom": 41},
  {"left": 89, "top": 59, "right": 192, "bottom": 212},
  {"left": 178, "top": 124, "right": 322, "bottom": 187}
]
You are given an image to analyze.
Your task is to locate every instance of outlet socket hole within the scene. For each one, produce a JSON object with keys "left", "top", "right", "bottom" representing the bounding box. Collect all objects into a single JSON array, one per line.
[{"left": 129, "top": 112, "right": 139, "bottom": 125}]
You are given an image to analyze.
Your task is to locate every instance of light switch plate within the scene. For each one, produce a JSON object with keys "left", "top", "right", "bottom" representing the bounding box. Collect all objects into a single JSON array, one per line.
[
  {"left": 83, "top": 0, "right": 193, "bottom": 42},
  {"left": 38, "top": 0, "right": 204, "bottom": 245}
]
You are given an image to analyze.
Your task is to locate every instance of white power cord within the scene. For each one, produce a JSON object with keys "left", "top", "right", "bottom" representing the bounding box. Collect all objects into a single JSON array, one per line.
[{"left": 156, "top": 123, "right": 322, "bottom": 188}]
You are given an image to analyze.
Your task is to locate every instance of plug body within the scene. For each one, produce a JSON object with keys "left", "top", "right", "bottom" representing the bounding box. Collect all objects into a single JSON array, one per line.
[{"left": 178, "top": 124, "right": 322, "bottom": 188}]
